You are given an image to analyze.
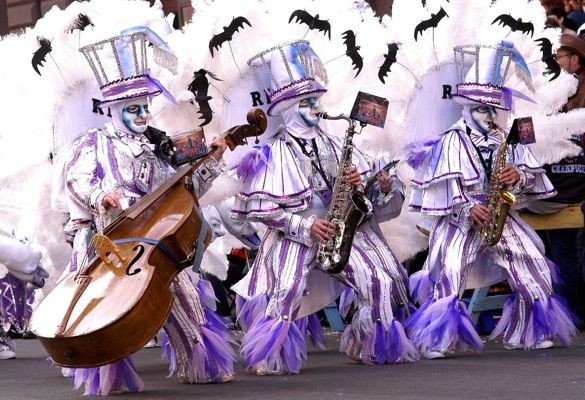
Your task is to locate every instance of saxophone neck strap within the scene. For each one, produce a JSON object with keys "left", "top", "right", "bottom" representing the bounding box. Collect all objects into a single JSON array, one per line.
[
  {"left": 289, "top": 134, "right": 333, "bottom": 191},
  {"left": 466, "top": 126, "right": 493, "bottom": 181}
]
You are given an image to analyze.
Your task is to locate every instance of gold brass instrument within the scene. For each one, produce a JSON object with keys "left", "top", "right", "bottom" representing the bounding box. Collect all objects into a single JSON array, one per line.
[
  {"left": 317, "top": 113, "right": 373, "bottom": 273},
  {"left": 480, "top": 122, "right": 518, "bottom": 246}
]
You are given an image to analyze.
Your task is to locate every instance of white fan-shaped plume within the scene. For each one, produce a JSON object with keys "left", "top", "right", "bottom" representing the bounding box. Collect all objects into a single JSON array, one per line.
[
  {"left": 182, "top": 0, "right": 579, "bottom": 262},
  {"left": 0, "top": 0, "right": 176, "bottom": 293}
]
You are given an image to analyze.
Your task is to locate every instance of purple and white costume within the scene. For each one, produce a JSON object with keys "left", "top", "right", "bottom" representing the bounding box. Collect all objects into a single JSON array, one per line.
[
  {"left": 231, "top": 125, "right": 418, "bottom": 373},
  {"left": 0, "top": 235, "right": 46, "bottom": 358},
  {"left": 61, "top": 122, "right": 235, "bottom": 395},
  {"left": 406, "top": 120, "right": 578, "bottom": 353}
]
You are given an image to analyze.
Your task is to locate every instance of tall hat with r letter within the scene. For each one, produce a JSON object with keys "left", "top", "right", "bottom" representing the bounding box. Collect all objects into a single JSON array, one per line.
[
  {"left": 79, "top": 26, "right": 177, "bottom": 106},
  {"left": 451, "top": 41, "right": 535, "bottom": 111},
  {"left": 247, "top": 40, "right": 328, "bottom": 116}
]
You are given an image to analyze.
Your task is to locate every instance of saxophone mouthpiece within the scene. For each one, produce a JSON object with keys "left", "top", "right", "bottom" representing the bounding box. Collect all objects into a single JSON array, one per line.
[{"left": 317, "top": 112, "right": 329, "bottom": 120}]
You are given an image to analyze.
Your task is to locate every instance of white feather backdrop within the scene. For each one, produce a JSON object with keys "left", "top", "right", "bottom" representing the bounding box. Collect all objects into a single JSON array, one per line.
[
  {"left": 0, "top": 0, "right": 582, "bottom": 288},
  {"left": 0, "top": 0, "right": 176, "bottom": 292},
  {"left": 179, "top": 0, "right": 583, "bottom": 261}
]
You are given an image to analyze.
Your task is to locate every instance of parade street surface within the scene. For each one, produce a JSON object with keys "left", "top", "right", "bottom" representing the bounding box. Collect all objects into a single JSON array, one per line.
[{"left": 1, "top": 331, "right": 584, "bottom": 400}]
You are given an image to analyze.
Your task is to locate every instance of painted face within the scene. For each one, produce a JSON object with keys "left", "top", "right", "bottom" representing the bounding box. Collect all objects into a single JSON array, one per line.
[
  {"left": 298, "top": 97, "right": 321, "bottom": 127},
  {"left": 120, "top": 99, "right": 151, "bottom": 134},
  {"left": 469, "top": 105, "right": 498, "bottom": 135}
]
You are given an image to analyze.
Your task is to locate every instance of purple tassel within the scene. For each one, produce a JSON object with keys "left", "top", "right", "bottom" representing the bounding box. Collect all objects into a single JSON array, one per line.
[
  {"left": 456, "top": 301, "right": 484, "bottom": 352},
  {"left": 306, "top": 313, "right": 326, "bottom": 349},
  {"left": 339, "top": 288, "right": 356, "bottom": 318},
  {"left": 159, "top": 330, "right": 176, "bottom": 377},
  {"left": 531, "top": 299, "right": 550, "bottom": 346},
  {"left": 405, "top": 138, "right": 440, "bottom": 169},
  {"left": 184, "top": 310, "right": 236, "bottom": 383},
  {"left": 72, "top": 358, "right": 144, "bottom": 396},
  {"left": 491, "top": 294, "right": 577, "bottom": 348},
  {"left": 406, "top": 295, "right": 483, "bottom": 354},
  {"left": 235, "top": 145, "right": 271, "bottom": 180},
  {"left": 409, "top": 270, "right": 433, "bottom": 305},
  {"left": 547, "top": 259, "right": 561, "bottom": 286},
  {"left": 548, "top": 294, "right": 578, "bottom": 346},
  {"left": 370, "top": 322, "right": 387, "bottom": 364},
  {"left": 388, "top": 320, "right": 419, "bottom": 362},
  {"left": 196, "top": 278, "right": 218, "bottom": 311},
  {"left": 236, "top": 295, "right": 269, "bottom": 331},
  {"left": 240, "top": 317, "right": 307, "bottom": 374}
]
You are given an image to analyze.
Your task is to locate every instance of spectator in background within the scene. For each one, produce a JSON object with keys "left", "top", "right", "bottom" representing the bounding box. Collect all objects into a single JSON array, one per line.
[
  {"left": 527, "top": 34, "right": 585, "bottom": 326},
  {"left": 567, "top": 0, "right": 585, "bottom": 28},
  {"left": 547, "top": 6, "right": 579, "bottom": 35},
  {"left": 541, "top": 0, "right": 568, "bottom": 13}
]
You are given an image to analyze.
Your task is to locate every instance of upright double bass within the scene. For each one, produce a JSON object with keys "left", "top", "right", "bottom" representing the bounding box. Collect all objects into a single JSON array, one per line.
[{"left": 30, "top": 109, "right": 267, "bottom": 368}]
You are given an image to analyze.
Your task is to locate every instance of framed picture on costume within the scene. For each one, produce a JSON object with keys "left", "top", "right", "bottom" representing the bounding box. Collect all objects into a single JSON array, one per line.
[
  {"left": 171, "top": 127, "right": 208, "bottom": 165},
  {"left": 509, "top": 117, "right": 536, "bottom": 145},
  {"left": 350, "top": 91, "right": 389, "bottom": 128}
]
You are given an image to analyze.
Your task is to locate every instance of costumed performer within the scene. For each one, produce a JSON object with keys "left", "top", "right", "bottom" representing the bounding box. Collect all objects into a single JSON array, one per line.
[
  {"left": 406, "top": 41, "right": 577, "bottom": 359},
  {"left": 231, "top": 40, "right": 418, "bottom": 375},
  {"left": 53, "top": 26, "right": 235, "bottom": 394}
]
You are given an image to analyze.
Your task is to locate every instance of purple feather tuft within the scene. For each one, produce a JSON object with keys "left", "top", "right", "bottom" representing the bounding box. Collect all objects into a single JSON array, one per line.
[
  {"left": 236, "top": 295, "right": 268, "bottom": 331},
  {"left": 236, "top": 145, "right": 271, "bottom": 180},
  {"left": 405, "top": 137, "right": 440, "bottom": 169},
  {"left": 339, "top": 287, "right": 356, "bottom": 318},
  {"left": 240, "top": 316, "right": 307, "bottom": 374}
]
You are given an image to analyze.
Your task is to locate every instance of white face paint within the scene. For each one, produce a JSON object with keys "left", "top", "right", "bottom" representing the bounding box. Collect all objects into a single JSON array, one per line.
[
  {"left": 120, "top": 98, "right": 151, "bottom": 134},
  {"left": 465, "top": 104, "right": 498, "bottom": 135},
  {"left": 298, "top": 97, "right": 321, "bottom": 127}
]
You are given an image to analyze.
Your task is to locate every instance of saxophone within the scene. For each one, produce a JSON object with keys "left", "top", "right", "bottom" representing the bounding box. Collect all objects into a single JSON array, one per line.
[
  {"left": 479, "top": 122, "right": 518, "bottom": 246},
  {"left": 317, "top": 113, "right": 373, "bottom": 273}
]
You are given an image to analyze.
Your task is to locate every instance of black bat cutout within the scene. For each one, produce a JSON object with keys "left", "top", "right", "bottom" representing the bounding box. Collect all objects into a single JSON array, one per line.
[
  {"left": 31, "top": 37, "right": 52, "bottom": 76},
  {"left": 492, "top": 14, "right": 534, "bottom": 37},
  {"left": 67, "top": 13, "right": 94, "bottom": 33},
  {"left": 378, "top": 43, "right": 399, "bottom": 84},
  {"left": 414, "top": 7, "right": 448, "bottom": 41},
  {"left": 341, "top": 30, "right": 363, "bottom": 78},
  {"left": 535, "top": 37, "right": 561, "bottom": 81},
  {"left": 209, "top": 16, "right": 251, "bottom": 57},
  {"left": 289, "top": 10, "right": 331, "bottom": 40},
  {"left": 423, "top": 0, "right": 449, "bottom": 5},
  {"left": 187, "top": 69, "right": 222, "bottom": 127}
]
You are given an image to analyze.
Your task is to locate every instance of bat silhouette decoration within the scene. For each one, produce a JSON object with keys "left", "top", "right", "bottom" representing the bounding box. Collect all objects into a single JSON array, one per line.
[
  {"left": 209, "top": 16, "right": 251, "bottom": 57},
  {"left": 187, "top": 69, "right": 222, "bottom": 127},
  {"left": 535, "top": 37, "right": 560, "bottom": 81},
  {"left": 378, "top": 43, "right": 399, "bottom": 84},
  {"left": 31, "top": 37, "right": 52, "bottom": 76},
  {"left": 492, "top": 14, "right": 534, "bottom": 37},
  {"left": 67, "top": 13, "right": 94, "bottom": 33},
  {"left": 414, "top": 7, "right": 448, "bottom": 41},
  {"left": 341, "top": 30, "right": 363, "bottom": 78},
  {"left": 422, "top": 0, "right": 449, "bottom": 7},
  {"left": 289, "top": 10, "right": 331, "bottom": 39}
]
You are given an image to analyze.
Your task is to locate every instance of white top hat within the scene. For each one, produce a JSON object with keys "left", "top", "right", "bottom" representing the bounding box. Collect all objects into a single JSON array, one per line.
[
  {"left": 451, "top": 41, "right": 533, "bottom": 111},
  {"left": 248, "top": 40, "right": 328, "bottom": 116},
  {"left": 79, "top": 26, "right": 177, "bottom": 106}
]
